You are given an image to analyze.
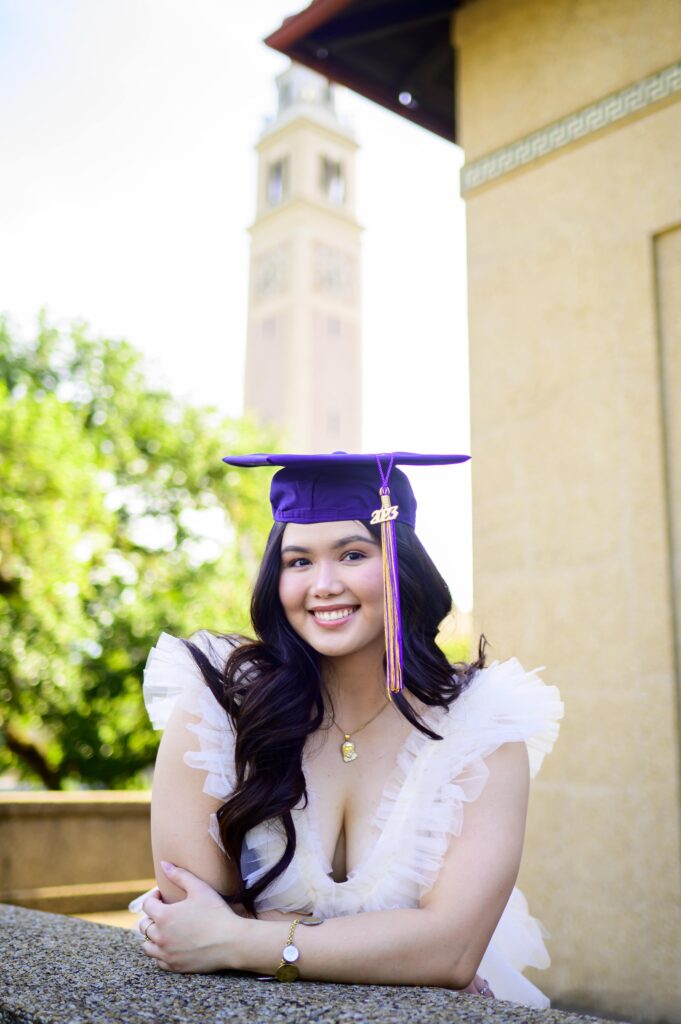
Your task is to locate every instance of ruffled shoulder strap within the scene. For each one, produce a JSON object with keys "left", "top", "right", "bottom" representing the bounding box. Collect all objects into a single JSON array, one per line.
[
  {"left": 142, "top": 630, "right": 237, "bottom": 730},
  {"left": 368, "top": 659, "right": 564, "bottom": 907},
  {"left": 445, "top": 657, "right": 564, "bottom": 777},
  {"left": 143, "top": 630, "right": 242, "bottom": 805}
]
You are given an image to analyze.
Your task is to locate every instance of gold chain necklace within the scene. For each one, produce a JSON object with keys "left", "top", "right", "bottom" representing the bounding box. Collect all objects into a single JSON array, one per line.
[{"left": 330, "top": 699, "right": 390, "bottom": 763}]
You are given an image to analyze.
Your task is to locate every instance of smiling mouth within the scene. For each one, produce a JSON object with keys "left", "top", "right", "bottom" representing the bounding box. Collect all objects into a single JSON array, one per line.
[{"left": 310, "top": 606, "right": 359, "bottom": 623}]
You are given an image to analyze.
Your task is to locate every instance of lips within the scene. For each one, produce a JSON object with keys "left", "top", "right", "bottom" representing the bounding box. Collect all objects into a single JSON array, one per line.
[{"left": 309, "top": 605, "right": 359, "bottom": 624}]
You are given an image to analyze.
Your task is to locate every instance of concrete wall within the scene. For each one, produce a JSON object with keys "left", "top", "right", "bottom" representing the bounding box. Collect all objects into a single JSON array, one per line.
[
  {"left": 0, "top": 792, "right": 154, "bottom": 913},
  {"left": 453, "top": 1, "right": 681, "bottom": 1020}
]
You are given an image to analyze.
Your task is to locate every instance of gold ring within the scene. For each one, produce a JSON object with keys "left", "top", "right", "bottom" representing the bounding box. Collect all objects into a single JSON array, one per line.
[{"left": 143, "top": 919, "right": 154, "bottom": 942}]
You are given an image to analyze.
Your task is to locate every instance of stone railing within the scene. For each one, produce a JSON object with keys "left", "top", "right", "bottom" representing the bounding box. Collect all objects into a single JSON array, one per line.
[
  {"left": 0, "top": 904, "right": 614, "bottom": 1024},
  {"left": 0, "top": 792, "right": 154, "bottom": 914}
]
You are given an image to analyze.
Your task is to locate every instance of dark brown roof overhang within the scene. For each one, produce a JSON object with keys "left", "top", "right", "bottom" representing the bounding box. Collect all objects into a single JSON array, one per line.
[{"left": 265, "top": 0, "right": 459, "bottom": 142}]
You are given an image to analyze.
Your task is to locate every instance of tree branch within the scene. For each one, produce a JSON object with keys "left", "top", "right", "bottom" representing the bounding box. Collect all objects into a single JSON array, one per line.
[{"left": 3, "top": 725, "right": 62, "bottom": 789}]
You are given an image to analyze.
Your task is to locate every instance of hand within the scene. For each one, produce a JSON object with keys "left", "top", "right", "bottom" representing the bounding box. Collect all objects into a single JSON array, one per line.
[
  {"left": 139, "top": 861, "right": 245, "bottom": 973},
  {"left": 461, "top": 974, "right": 495, "bottom": 998}
]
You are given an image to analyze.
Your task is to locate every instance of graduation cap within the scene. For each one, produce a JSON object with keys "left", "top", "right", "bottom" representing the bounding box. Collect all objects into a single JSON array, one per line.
[{"left": 222, "top": 452, "right": 469, "bottom": 695}]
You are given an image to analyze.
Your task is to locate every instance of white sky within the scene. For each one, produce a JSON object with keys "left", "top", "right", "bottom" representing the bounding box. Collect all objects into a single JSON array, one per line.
[{"left": 0, "top": 0, "right": 473, "bottom": 611}]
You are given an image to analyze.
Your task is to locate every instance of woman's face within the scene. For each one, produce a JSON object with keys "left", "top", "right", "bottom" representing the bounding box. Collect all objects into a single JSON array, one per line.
[{"left": 278, "top": 520, "right": 385, "bottom": 661}]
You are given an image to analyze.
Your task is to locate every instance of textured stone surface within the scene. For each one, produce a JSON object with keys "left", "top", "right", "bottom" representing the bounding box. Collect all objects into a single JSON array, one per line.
[{"left": 0, "top": 905, "right": 619, "bottom": 1024}]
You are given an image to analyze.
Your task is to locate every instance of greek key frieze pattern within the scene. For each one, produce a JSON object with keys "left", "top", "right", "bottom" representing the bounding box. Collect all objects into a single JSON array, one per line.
[{"left": 460, "top": 60, "right": 681, "bottom": 194}]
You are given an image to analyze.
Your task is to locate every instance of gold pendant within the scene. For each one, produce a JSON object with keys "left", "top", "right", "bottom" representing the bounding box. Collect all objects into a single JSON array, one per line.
[{"left": 340, "top": 736, "right": 357, "bottom": 763}]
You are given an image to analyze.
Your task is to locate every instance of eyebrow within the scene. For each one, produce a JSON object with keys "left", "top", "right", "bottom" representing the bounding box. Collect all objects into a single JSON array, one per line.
[{"left": 280, "top": 534, "right": 379, "bottom": 556}]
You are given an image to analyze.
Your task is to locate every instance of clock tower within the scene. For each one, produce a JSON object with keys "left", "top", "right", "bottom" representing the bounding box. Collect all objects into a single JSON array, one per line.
[{"left": 244, "top": 63, "right": 362, "bottom": 452}]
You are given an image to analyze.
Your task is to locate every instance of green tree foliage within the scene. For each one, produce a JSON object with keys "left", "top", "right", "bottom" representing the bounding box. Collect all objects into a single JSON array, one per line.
[{"left": 0, "top": 315, "right": 276, "bottom": 789}]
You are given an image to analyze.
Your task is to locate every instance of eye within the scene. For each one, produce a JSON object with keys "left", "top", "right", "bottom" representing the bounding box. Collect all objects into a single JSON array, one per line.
[
  {"left": 341, "top": 550, "right": 366, "bottom": 562},
  {"left": 284, "top": 557, "right": 311, "bottom": 569}
]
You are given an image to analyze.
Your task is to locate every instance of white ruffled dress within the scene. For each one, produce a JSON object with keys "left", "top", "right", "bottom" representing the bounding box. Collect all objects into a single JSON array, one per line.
[{"left": 141, "top": 631, "right": 564, "bottom": 1008}]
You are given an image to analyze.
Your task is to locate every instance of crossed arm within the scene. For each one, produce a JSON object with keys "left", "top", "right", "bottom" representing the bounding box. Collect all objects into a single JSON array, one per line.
[{"left": 143, "top": 697, "right": 530, "bottom": 989}]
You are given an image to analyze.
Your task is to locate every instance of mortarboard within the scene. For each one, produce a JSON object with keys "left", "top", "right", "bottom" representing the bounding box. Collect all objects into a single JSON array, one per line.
[{"left": 222, "top": 452, "right": 470, "bottom": 695}]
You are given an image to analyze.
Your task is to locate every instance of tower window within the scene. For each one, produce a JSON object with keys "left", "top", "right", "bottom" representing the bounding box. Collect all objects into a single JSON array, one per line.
[
  {"left": 267, "top": 158, "right": 288, "bottom": 206},
  {"left": 320, "top": 157, "right": 345, "bottom": 205}
]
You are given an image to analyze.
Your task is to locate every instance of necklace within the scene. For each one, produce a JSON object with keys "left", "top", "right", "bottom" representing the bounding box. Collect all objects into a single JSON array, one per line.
[{"left": 330, "top": 699, "right": 390, "bottom": 763}]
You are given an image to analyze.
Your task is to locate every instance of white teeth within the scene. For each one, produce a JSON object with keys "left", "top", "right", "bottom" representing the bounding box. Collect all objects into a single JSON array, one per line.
[{"left": 313, "top": 607, "right": 356, "bottom": 621}]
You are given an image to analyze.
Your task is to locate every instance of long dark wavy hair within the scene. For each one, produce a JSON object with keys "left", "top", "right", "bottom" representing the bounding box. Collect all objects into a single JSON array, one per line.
[{"left": 185, "top": 520, "right": 486, "bottom": 916}]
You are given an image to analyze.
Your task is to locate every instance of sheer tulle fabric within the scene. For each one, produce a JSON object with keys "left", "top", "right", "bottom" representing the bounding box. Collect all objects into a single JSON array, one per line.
[{"left": 140, "top": 632, "right": 563, "bottom": 1008}]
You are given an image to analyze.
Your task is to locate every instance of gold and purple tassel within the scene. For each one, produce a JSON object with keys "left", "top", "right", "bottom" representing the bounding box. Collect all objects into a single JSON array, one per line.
[{"left": 371, "top": 456, "right": 403, "bottom": 696}]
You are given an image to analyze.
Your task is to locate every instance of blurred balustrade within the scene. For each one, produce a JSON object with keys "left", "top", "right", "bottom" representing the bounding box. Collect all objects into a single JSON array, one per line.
[{"left": 0, "top": 792, "right": 154, "bottom": 917}]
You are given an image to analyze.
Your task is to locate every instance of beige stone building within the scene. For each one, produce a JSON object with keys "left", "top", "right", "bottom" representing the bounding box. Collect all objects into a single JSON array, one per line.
[
  {"left": 244, "top": 62, "right": 362, "bottom": 452},
  {"left": 267, "top": 2, "right": 681, "bottom": 1020}
]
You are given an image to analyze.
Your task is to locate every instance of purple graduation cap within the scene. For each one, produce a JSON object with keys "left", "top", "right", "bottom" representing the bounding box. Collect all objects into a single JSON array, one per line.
[{"left": 222, "top": 452, "right": 470, "bottom": 696}]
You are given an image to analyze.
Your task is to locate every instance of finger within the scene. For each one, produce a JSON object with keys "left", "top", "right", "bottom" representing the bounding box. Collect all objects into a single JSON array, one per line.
[
  {"left": 476, "top": 977, "right": 495, "bottom": 998},
  {"left": 160, "top": 860, "right": 197, "bottom": 894},
  {"left": 141, "top": 940, "right": 175, "bottom": 973},
  {"left": 141, "top": 937, "right": 165, "bottom": 961},
  {"left": 147, "top": 949, "right": 171, "bottom": 971},
  {"left": 138, "top": 916, "right": 152, "bottom": 938},
  {"left": 160, "top": 860, "right": 218, "bottom": 898},
  {"left": 142, "top": 894, "right": 165, "bottom": 920}
]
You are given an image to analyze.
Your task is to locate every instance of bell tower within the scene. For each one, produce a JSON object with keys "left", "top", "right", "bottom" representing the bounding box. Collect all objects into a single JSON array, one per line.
[{"left": 244, "top": 63, "right": 362, "bottom": 452}]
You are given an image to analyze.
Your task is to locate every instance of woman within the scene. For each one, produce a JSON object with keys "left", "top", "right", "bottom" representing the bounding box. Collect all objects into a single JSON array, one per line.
[{"left": 134, "top": 452, "right": 563, "bottom": 1006}]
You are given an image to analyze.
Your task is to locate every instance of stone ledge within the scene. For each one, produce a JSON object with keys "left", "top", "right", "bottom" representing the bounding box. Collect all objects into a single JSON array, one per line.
[
  {"left": 0, "top": 904, "right": 619, "bottom": 1024},
  {"left": 0, "top": 878, "right": 156, "bottom": 914},
  {"left": 0, "top": 792, "right": 151, "bottom": 818},
  {"left": 0, "top": 793, "right": 153, "bottom": 903}
]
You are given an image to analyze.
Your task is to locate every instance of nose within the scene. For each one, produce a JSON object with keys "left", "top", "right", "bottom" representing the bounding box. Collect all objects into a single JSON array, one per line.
[{"left": 310, "top": 559, "right": 344, "bottom": 598}]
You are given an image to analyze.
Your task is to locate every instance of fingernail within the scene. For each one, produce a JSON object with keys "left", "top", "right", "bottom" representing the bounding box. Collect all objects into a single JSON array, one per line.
[{"left": 161, "top": 860, "right": 175, "bottom": 872}]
